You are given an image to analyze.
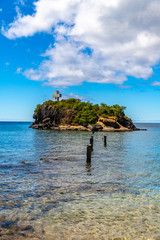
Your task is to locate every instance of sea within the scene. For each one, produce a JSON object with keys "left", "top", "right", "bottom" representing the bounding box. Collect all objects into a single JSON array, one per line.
[{"left": 0, "top": 122, "right": 159, "bottom": 240}]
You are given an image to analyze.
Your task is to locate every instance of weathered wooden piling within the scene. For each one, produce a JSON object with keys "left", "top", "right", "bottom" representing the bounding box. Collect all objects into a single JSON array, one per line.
[
  {"left": 90, "top": 136, "right": 93, "bottom": 151},
  {"left": 104, "top": 135, "right": 107, "bottom": 146},
  {"left": 86, "top": 144, "right": 92, "bottom": 163}
]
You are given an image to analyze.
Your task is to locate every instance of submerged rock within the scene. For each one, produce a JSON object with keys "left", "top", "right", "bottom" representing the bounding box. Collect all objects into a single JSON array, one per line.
[
  {"left": 22, "top": 225, "right": 35, "bottom": 233},
  {"left": 1, "top": 220, "right": 16, "bottom": 229}
]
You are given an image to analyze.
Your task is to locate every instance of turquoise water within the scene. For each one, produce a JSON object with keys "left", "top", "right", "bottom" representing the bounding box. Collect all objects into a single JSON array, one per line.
[{"left": 0, "top": 122, "right": 159, "bottom": 239}]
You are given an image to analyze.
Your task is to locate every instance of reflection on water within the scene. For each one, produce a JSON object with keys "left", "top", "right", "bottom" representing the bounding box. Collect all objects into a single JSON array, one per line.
[{"left": 0, "top": 122, "right": 159, "bottom": 239}]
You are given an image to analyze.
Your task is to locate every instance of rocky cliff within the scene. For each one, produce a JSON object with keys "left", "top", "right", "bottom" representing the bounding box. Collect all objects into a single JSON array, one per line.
[{"left": 30, "top": 99, "right": 138, "bottom": 132}]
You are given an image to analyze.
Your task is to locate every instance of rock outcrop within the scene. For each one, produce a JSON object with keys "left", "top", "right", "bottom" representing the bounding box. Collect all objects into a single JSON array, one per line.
[{"left": 30, "top": 100, "right": 139, "bottom": 132}]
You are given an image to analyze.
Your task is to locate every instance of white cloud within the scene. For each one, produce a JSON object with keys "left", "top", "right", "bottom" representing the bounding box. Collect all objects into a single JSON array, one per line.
[
  {"left": 151, "top": 81, "right": 160, "bottom": 86},
  {"left": 16, "top": 67, "right": 22, "bottom": 73},
  {"left": 24, "top": 37, "right": 127, "bottom": 86},
  {"left": 0, "top": 8, "right": 2, "bottom": 12},
  {"left": 62, "top": 92, "right": 87, "bottom": 100},
  {"left": 2, "top": 0, "right": 79, "bottom": 38},
  {"left": 2, "top": 0, "right": 160, "bottom": 86}
]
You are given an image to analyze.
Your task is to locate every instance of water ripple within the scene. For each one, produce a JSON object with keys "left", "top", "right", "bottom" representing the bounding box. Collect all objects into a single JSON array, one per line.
[{"left": 0, "top": 122, "right": 159, "bottom": 239}]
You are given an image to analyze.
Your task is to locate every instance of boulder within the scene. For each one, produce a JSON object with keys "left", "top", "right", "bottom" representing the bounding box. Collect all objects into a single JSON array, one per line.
[
  {"left": 92, "top": 124, "right": 103, "bottom": 131},
  {"left": 42, "top": 118, "right": 51, "bottom": 123}
]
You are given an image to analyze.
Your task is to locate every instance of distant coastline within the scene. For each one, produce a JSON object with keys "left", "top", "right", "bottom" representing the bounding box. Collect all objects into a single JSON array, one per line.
[{"left": 0, "top": 121, "right": 32, "bottom": 123}]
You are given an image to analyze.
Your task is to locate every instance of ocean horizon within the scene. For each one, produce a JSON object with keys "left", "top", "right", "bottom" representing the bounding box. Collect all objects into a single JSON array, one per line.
[
  {"left": 0, "top": 121, "right": 159, "bottom": 239},
  {"left": 1, "top": 120, "right": 160, "bottom": 124}
]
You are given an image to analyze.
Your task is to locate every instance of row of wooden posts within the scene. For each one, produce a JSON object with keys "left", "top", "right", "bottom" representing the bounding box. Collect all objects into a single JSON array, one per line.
[{"left": 86, "top": 135, "right": 107, "bottom": 163}]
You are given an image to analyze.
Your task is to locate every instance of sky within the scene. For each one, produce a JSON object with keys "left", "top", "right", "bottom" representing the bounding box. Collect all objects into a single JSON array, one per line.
[{"left": 1, "top": 0, "right": 160, "bottom": 121}]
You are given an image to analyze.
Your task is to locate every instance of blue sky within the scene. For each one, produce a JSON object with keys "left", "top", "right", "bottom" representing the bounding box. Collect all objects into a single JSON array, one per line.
[{"left": 1, "top": 0, "right": 160, "bottom": 122}]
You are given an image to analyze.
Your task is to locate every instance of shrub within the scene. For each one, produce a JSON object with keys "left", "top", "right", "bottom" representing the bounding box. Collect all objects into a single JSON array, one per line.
[{"left": 34, "top": 104, "right": 42, "bottom": 114}]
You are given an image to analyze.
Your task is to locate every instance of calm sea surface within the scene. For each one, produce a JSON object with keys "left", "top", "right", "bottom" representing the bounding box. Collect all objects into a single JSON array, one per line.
[{"left": 0, "top": 122, "right": 159, "bottom": 239}]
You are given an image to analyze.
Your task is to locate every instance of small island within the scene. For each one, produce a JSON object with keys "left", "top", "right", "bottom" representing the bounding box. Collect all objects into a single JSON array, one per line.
[{"left": 30, "top": 98, "right": 139, "bottom": 131}]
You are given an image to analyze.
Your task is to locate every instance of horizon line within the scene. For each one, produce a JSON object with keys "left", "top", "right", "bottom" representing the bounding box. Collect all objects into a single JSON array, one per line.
[{"left": 1, "top": 120, "right": 160, "bottom": 123}]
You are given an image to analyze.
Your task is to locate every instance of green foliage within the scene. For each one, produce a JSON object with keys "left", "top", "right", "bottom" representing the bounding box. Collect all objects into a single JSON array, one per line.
[
  {"left": 51, "top": 98, "right": 82, "bottom": 110},
  {"left": 73, "top": 107, "right": 98, "bottom": 127},
  {"left": 99, "top": 103, "right": 126, "bottom": 118},
  {"left": 34, "top": 98, "right": 127, "bottom": 126},
  {"left": 43, "top": 100, "right": 54, "bottom": 105},
  {"left": 34, "top": 104, "right": 42, "bottom": 114}
]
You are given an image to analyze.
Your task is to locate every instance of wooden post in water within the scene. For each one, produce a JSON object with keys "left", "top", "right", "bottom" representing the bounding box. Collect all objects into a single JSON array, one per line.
[
  {"left": 90, "top": 136, "right": 93, "bottom": 151},
  {"left": 86, "top": 144, "right": 92, "bottom": 163},
  {"left": 104, "top": 135, "right": 107, "bottom": 146}
]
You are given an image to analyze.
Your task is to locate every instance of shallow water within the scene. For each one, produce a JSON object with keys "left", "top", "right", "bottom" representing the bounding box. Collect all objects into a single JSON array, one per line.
[{"left": 0, "top": 122, "right": 159, "bottom": 239}]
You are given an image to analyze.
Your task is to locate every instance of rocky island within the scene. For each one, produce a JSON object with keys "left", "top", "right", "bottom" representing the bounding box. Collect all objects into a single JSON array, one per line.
[{"left": 30, "top": 98, "right": 139, "bottom": 131}]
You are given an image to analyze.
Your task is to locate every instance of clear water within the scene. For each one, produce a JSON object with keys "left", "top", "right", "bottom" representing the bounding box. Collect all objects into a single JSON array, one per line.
[{"left": 0, "top": 122, "right": 159, "bottom": 239}]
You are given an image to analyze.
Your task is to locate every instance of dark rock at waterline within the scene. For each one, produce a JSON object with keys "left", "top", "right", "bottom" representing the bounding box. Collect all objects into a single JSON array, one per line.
[
  {"left": 91, "top": 124, "right": 103, "bottom": 131},
  {"left": 117, "top": 116, "right": 137, "bottom": 130}
]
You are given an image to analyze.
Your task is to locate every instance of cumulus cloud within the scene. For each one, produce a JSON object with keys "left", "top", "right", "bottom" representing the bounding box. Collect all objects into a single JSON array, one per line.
[
  {"left": 2, "top": 0, "right": 79, "bottom": 38},
  {"left": 23, "top": 37, "right": 127, "bottom": 86},
  {"left": 3, "top": 0, "right": 160, "bottom": 86}
]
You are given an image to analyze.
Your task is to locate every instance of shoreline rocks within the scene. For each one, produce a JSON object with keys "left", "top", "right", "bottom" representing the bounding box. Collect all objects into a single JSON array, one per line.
[{"left": 30, "top": 119, "right": 142, "bottom": 132}]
